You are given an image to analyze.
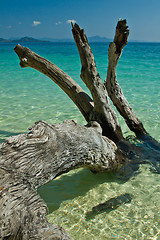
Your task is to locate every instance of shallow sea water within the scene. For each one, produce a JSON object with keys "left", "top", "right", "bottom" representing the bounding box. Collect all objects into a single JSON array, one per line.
[
  {"left": 45, "top": 165, "right": 160, "bottom": 240},
  {"left": 0, "top": 42, "right": 160, "bottom": 239}
]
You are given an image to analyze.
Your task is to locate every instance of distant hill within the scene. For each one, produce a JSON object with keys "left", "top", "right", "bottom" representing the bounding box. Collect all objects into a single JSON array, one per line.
[
  {"left": 12, "top": 36, "right": 48, "bottom": 43},
  {"left": 0, "top": 37, "right": 49, "bottom": 43},
  {"left": 88, "top": 36, "right": 112, "bottom": 42},
  {"left": 0, "top": 35, "right": 112, "bottom": 43}
]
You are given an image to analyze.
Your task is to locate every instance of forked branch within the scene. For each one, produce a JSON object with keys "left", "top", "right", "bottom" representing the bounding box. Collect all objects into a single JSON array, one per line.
[
  {"left": 72, "top": 23, "right": 123, "bottom": 141},
  {"left": 106, "top": 19, "right": 147, "bottom": 137}
]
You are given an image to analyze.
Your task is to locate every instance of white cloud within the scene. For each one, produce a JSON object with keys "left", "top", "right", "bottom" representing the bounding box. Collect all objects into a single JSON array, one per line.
[
  {"left": 7, "top": 25, "right": 12, "bottom": 29},
  {"left": 32, "top": 21, "right": 41, "bottom": 27},
  {"left": 56, "top": 21, "right": 62, "bottom": 25},
  {"left": 66, "top": 19, "right": 76, "bottom": 24}
]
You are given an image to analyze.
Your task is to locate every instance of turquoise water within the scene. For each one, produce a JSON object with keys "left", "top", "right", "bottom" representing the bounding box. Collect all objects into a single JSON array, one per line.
[{"left": 0, "top": 42, "right": 160, "bottom": 239}]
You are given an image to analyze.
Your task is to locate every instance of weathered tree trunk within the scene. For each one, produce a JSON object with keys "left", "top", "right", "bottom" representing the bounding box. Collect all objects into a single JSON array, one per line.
[
  {"left": 106, "top": 19, "right": 147, "bottom": 137},
  {"left": 0, "top": 19, "right": 158, "bottom": 239},
  {"left": 0, "top": 120, "right": 125, "bottom": 239}
]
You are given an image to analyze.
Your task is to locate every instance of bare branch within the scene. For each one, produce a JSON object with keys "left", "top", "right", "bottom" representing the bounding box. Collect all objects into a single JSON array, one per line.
[
  {"left": 14, "top": 44, "right": 94, "bottom": 122},
  {"left": 106, "top": 19, "right": 147, "bottom": 137},
  {"left": 114, "top": 19, "right": 129, "bottom": 55},
  {"left": 72, "top": 23, "right": 123, "bottom": 141}
]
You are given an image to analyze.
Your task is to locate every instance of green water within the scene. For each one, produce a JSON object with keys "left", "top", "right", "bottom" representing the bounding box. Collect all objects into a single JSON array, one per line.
[
  {"left": 0, "top": 42, "right": 160, "bottom": 239},
  {"left": 45, "top": 166, "right": 160, "bottom": 239}
]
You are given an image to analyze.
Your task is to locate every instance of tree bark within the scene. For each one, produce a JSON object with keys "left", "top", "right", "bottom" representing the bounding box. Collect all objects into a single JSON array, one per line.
[
  {"left": 106, "top": 19, "right": 147, "bottom": 137},
  {"left": 0, "top": 120, "right": 126, "bottom": 239},
  {"left": 72, "top": 23, "right": 123, "bottom": 142}
]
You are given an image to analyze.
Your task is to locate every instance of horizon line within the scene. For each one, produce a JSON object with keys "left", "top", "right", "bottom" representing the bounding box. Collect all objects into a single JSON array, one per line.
[{"left": 0, "top": 36, "right": 160, "bottom": 43}]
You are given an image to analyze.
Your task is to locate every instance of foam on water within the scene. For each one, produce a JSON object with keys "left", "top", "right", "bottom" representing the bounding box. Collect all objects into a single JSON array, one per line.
[{"left": 0, "top": 42, "right": 160, "bottom": 239}]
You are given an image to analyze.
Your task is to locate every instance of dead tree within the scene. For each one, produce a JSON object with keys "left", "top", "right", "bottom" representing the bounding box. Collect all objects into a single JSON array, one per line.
[
  {"left": 0, "top": 19, "right": 158, "bottom": 239},
  {"left": 106, "top": 20, "right": 147, "bottom": 136}
]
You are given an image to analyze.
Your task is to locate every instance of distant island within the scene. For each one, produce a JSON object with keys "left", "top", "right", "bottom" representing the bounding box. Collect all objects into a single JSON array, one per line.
[
  {"left": 0, "top": 36, "right": 157, "bottom": 43},
  {"left": 0, "top": 36, "right": 112, "bottom": 43},
  {"left": 88, "top": 36, "right": 112, "bottom": 42},
  {"left": 0, "top": 37, "right": 49, "bottom": 43}
]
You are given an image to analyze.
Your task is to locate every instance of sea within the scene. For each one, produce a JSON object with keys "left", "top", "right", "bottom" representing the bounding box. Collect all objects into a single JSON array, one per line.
[{"left": 0, "top": 41, "right": 160, "bottom": 239}]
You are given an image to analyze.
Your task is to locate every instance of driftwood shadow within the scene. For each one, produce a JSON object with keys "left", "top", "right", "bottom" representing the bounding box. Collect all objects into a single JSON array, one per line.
[
  {"left": 116, "top": 135, "right": 160, "bottom": 180},
  {"left": 85, "top": 193, "right": 133, "bottom": 221},
  {"left": 38, "top": 169, "right": 125, "bottom": 213}
]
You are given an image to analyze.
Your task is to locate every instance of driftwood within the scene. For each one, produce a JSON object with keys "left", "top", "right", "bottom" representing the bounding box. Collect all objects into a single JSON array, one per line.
[
  {"left": 0, "top": 19, "right": 159, "bottom": 239},
  {"left": 72, "top": 23, "right": 122, "bottom": 141},
  {"left": 13, "top": 42, "right": 94, "bottom": 123},
  {"left": 0, "top": 120, "right": 125, "bottom": 239},
  {"left": 106, "top": 19, "right": 147, "bottom": 136}
]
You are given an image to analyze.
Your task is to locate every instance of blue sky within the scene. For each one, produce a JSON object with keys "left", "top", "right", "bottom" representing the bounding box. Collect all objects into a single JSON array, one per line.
[{"left": 1, "top": 0, "right": 160, "bottom": 41}]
